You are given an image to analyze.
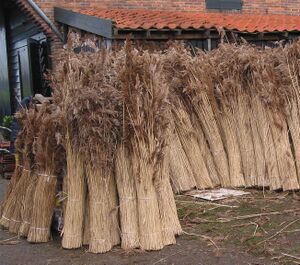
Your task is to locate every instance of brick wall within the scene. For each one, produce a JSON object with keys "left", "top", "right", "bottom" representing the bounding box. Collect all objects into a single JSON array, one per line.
[{"left": 34, "top": 0, "right": 300, "bottom": 20}]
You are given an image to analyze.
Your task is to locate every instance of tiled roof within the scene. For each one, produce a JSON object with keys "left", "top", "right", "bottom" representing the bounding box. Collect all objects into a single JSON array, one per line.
[
  {"left": 14, "top": 0, "right": 55, "bottom": 39},
  {"left": 80, "top": 9, "right": 300, "bottom": 33}
]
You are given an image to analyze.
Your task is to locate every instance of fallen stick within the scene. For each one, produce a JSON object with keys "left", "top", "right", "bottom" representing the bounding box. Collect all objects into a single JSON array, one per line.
[
  {"left": 281, "top": 253, "right": 300, "bottom": 261},
  {"left": 188, "top": 209, "right": 300, "bottom": 224},
  {"left": 176, "top": 199, "right": 238, "bottom": 208},
  {"left": 182, "top": 231, "right": 219, "bottom": 249},
  {"left": 218, "top": 209, "right": 300, "bottom": 222},
  {"left": 152, "top": 250, "right": 185, "bottom": 265},
  {"left": 257, "top": 219, "right": 299, "bottom": 245}
]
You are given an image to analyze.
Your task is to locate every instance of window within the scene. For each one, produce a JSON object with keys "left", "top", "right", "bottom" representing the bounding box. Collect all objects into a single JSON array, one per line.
[{"left": 206, "top": 0, "right": 242, "bottom": 10}]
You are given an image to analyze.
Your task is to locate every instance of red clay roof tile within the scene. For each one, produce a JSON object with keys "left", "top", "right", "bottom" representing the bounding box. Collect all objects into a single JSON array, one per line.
[{"left": 79, "top": 8, "right": 300, "bottom": 33}]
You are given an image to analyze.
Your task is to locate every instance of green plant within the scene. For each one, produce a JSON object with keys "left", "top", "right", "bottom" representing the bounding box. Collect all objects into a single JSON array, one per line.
[
  {"left": 2, "top": 115, "right": 13, "bottom": 129},
  {"left": 1, "top": 115, "right": 13, "bottom": 140}
]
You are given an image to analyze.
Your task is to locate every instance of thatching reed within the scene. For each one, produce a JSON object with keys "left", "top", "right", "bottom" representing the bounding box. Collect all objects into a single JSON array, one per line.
[
  {"left": 168, "top": 128, "right": 196, "bottom": 193},
  {"left": 3, "top": 38, "right": 300, "bottom": 256},
  {"left": 27, "top": 104, "right": 65, "bottom": 242},
  {"left": 253, "top": 46, "right": 299, "bottom": 190},
  {"left": 187, "top": 54, "right": 230, "bottom": 187},
  {"left": 0, "top": 107, "right": 38, "bottom": 234},
  {"left": 171, "top": 95, "right": 213, "bottom": 188},
  {"left": 118, "top": 43, "right": 181, "bottom": 250},
  {"left": 52, "top": 52, "right": 87, "bottom": 249},
  {"left": 0, "top": 112, "right": 26, "bottom": 218},
  {"left": 115, "top": 144, "right": 139, "bottom": 249},
  {"left": 163, "top": 44, "right": 220, "bottom": 189}
]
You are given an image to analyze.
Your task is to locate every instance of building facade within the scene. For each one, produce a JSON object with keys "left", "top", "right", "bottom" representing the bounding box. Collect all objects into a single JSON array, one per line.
[{"left": 35, "top": 0, "right": 300, "bottom": 18}]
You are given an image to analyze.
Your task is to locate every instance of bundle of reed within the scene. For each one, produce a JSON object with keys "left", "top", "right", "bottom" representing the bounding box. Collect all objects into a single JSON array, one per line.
[
  {"left": 185, "top": 52, "right": 230, "bottom": 187},
  {"left": 119, "top": 43, "right": 181, "bottom": 250},
  {"left": 19, "top": 105, "right": 48, "bottom": 237},
  {"left": 67, "top": 50, "right": 121, "bottom": 253},
  {"left": 244, "top": 49, "right": 277, "bottom": 188},
  {"left": 171, "top": 94, "right": 213, "bottom": 188},
  {"left": 168, "top": 127, "right": 196, "bottom": 193},
  {"left": 61, "top": 141, "right": 85, "bottom": 248},
  {"left": 154, "top": 146, "right": 182, "bottom": 245},
  {"left": 211, "top": 44, "right": 262, "bottom": 187},
  {"left": 254, "top": 47, "right": 299, "bottom": 190},
  {"left": 51, "top": 51, "right": 87, "bottom": 249},
  {"left": 115, "top": 143, "right": 139, "bottom": 249},
  {"left": 27, "top": 104, "right": 65, "bottom": 242},
  {"left": 207, "top": 48, "right": 245, "bottom": 187},
  {"left": 0, "top": 107, "right": 37, "bottom": 233},
  {"left": 162, "top": 44, "right": 220, "bottom": 189},
  {"left": 0, "top": 112, "right": 26, "bottom": 217},
  {"left": 278, "top": 42, "right": 300, "bottom": 185},
  {"left": 214, "top": 91, "right": 245, "bottom": 187},
  {"left": 261, "top": 45, "right": 300, "bottom": 190}
]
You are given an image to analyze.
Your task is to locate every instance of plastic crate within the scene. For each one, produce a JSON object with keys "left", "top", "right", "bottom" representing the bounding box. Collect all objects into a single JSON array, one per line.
[{"left": 0, "top": 141, "right": 15, "bottom": 178}]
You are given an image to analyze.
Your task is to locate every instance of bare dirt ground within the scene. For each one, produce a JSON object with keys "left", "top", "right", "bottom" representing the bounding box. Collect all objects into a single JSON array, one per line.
[{"left": 0, "top": 178, "right": 299, "bottom": 265}]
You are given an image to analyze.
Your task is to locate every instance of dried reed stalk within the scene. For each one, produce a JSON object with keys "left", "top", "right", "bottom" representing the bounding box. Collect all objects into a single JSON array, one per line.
[
  {"left": 132, "top": 145, "right": 164, "bottom": 250},
  {"left": 169, "top": 131, "right": 196, "bottom": 193},
  {"left": 27, "top": 172, "right": 57, "bottom": 242},
  {"left": 61, "top": 141, "right": 85, "bottom": 249},
  {"left": 219, "top": 112, "right": 244, "bottom": 187},
  {"left": 120, "top": 45, "right": 176, "bottom": 250},
  {"left": 3, "top": 108, "right": 37, "bottom": 234},
  {"left": 86, "top": 164, "right": 113, "bottom": 253},
  {"left": 19, "top": 172, "right": 38, "bottom": 237},
  {"left": 173, "top": 105, "right": 213, "bottom": 188},
  {"left": 27, "top": 104, "right": 65, "bottom": 242},
  {"left": 267, "top": 110, "right": 299, "bottom": 190},
  {"left": 252, "top": 96, "right": 278, "bottom": 189},
  {"left": 82, "top": 192, "right": 90, "bottom": 246},
  {"left": 115, "top": 144, "right": 139, "bottom": 249},
  {"left": 155, "top": 148, "right": 182, "bottom": 245},
  {"left": 0, "top": 169, "right": 29, "bottom": 229},
  {"left": 249, "top": 102, "right": 267, "bottom": 187},
  {"left": 192, "top": 119, "right": 220, "bottom": 187},
  {"left": 282, "top": 42, "right": 300, "bottom": 185},
  {"left": 234, "top": 93, "right": 257, "bottom": 187},
  {"left": 108, "top": 171, "right": 120, "bottom": 247},
  {"left": 188, "top": 79, "right": 230, "bottom": 187},
  {"left": 286, "top": 96, "right": 300, "bottom": 185}
]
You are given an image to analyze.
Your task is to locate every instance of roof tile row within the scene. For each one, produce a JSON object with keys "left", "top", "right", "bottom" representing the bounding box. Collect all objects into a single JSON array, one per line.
[{"left": 80, "top": 9, "right": 300, "bottom": 33}]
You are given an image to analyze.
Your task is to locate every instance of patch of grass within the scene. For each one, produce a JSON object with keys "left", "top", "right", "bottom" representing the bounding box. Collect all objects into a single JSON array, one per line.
[{"left": 177, "top": 191, "right": 300, "bottom": 261}]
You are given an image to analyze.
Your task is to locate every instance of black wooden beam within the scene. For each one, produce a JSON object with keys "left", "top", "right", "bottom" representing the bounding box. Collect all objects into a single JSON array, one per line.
[
  {"left": 0, "top": 3, "right": 11, "bottom": 118},
  {"left": 54, "top": 7, "right": 113, "bottom": 39},
  {"left": 114, "top": 29, "right": 220, "bottom": 40}
]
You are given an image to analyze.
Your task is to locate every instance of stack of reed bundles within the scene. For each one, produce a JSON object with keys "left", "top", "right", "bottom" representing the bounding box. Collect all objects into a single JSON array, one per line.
[{"left": 2, "top": 39, "right": 300, "bottom": 256}]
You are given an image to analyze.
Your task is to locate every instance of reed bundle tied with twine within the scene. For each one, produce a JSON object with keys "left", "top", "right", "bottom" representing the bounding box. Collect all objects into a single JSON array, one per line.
[
  {"left": 27, "top": 104, "right": 65, "bottom": 242},
  {"left": 52, "top": 47, "right": 122, "bottom": 253},
  {"left": 117, "top": 43, "right": 182, "bottom": 250},
  {"left": 170, "top": 94, "right": 213, "bottom": 189},
  {"left": 256, "top": 45, "right": 299, "bottom": 190},
  {"left": 162, "top": 44, "right": 220, "bottom": 190},
  {"left": 0, "top": 106, "right": 40, "bottom": 234},
  {"left": 185, "top": 51, "right": 230, "bottom": 187}
]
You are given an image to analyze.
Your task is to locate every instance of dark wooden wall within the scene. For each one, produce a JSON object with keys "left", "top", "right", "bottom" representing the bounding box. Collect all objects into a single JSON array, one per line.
[{"left": 6, "top": 6, "right": 49, "bottom": 112}]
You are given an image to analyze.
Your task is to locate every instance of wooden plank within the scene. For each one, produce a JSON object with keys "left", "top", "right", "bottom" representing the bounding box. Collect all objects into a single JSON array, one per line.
[
  {"left": 19, "top": 46, "right": 33, "bottom": 98},
  {"left": 54, "top": 7, "right": 113, "bottom": 39},
  {"left": 0, "top": 3, "right": 11, "bottom": 118}
]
